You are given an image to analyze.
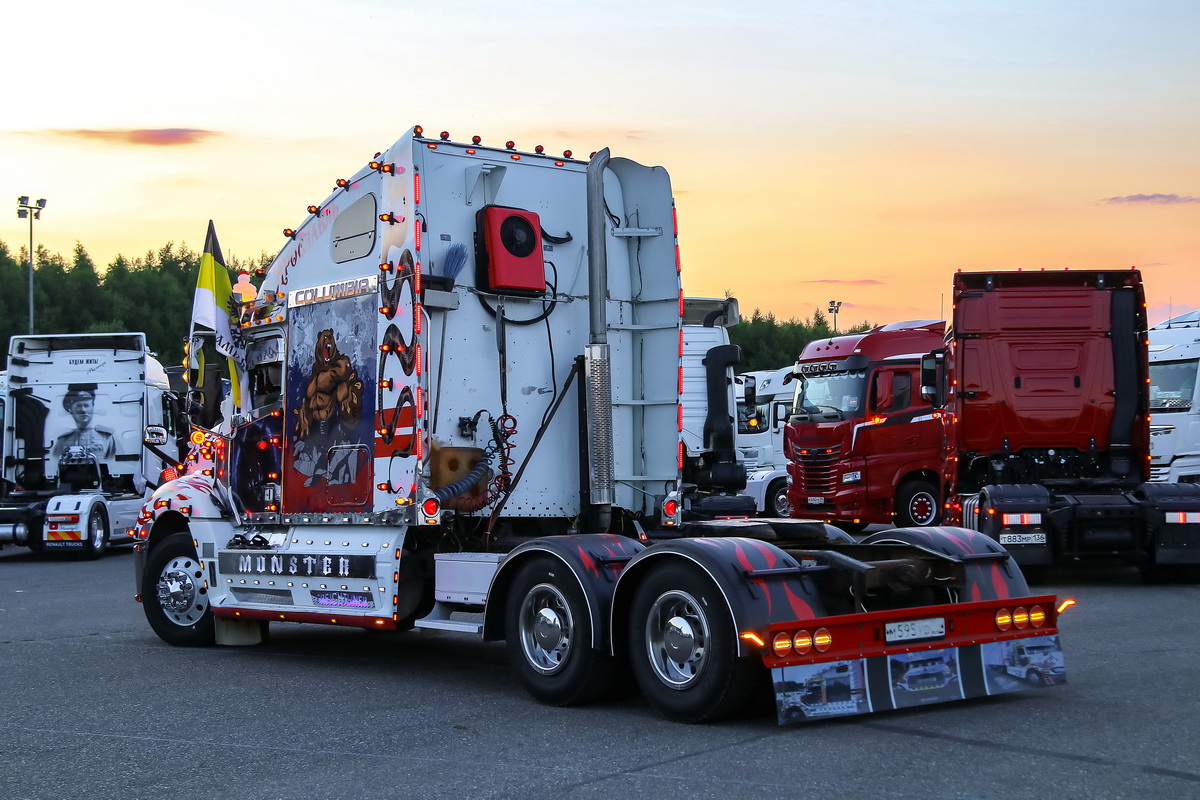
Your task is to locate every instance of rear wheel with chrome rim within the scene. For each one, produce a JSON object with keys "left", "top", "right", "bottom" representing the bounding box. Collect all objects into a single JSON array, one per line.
[
  {"left": 505, "top": 555, "right": 616, "bottom": 706},
  {"left": 628, "top": 561, "right": 762, "bottom": 723}
]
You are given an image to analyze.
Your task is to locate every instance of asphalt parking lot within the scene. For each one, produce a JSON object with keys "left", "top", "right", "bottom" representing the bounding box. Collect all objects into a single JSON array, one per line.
[{"left": 2, "top": 545, "right": 1198, "bottom": 800}]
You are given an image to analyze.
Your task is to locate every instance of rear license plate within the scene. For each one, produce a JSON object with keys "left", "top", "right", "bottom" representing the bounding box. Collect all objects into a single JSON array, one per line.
[
  {"left": 1000, "top": 532, "right": 1046, "bottom": 545},
  {"left": 806, "top": 497, "right": 825, "bottom": 505},
  {"left": 885, "top": 617, "right": 945, "bottom": 643}
]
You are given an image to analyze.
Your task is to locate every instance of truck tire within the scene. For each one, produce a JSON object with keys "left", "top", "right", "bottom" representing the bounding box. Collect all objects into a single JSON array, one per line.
[
  {"left": 764, "top": 479, "right": 790, "bottom": 518},
  {"left": 82, "top": 505, "right": 109, "bottom": 560},
  {"left": 142, "top": 532, "right": 214, "bottom": 647},
  {"left": 505, "top": 556, "right": 616, "bottom": 706},
  {"left": 895, "top": 480, "right": 940, "bottom": 527},
  {"left": 627, "top": 560, "right": 762, "bottom": 723}
]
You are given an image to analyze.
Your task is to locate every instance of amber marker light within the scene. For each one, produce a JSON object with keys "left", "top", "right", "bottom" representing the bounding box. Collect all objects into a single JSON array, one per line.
[
  {"left": 1057, "top": 598, "right": 1077, "bottom": 614},
  {"left": 995, "top": 609, "right": 1013, "bottom": 630},
  {"left": 771, "top": 632, "right": 791, "bottom": 657},
  {"left": 792, "top": 630, "right": 813, "bottom": 654},
  {"left": 1012, "top": 607, "right": 1030, "bottom": 629},
  {"left": 1029, "top": 605, "right": 1047, "bottom": 628},
  {"left": 741, "top": 632, "right": 765, "bottom": 648}
]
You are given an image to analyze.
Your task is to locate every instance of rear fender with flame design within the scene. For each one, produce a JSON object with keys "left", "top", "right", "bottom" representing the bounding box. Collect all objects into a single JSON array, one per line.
[
  {"left": 861, "top": 525, "right": 1030, "bottom": 601},
  {"left": 612, "top": 537, "right": 829, "bottom": 658},
  {"left": 482, "top": 534, "right": 645, "bottom": 648}
]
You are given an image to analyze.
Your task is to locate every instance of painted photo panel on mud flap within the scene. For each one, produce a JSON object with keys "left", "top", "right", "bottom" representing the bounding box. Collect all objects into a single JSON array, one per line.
[
  {"left": 773, "top": 660, "right": 872, "bottom": 724},
  {"left": 887, "top": 648, "right": 965, "bottom": 709},
  {"left": 981, "top": 634, "right": 1066, "bottom": 693},
  {"left": 284, "top": 294, "right": 377, "bottom": 513}
]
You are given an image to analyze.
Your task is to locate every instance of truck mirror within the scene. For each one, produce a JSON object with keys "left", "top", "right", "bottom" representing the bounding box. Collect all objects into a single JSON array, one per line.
[
  {"left": 742, "top": 375, "right": 757, "bottom": 408},
  {"left": 873, "top": 371, "right": 894, "bottom": 411},
  {"left": 772, "top": 401, "right": 790, "bottom": 427},
  {"left": 143, "top": 425, "right": 168, "bottom": 446},
  {"left": 920, "top": 351, "right": 945, "bottom": 407}
]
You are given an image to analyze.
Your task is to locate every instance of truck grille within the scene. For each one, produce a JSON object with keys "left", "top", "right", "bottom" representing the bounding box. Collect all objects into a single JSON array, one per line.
[
  {"left": 794, "top": 446, "right": 841, "bottom": 493},
  {"left": 1149, "top": 465, "right": 1170, "bottom": 483}
]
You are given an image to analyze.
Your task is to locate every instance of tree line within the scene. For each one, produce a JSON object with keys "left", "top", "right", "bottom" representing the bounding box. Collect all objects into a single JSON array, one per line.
[
  {"left": 0, "top": 238, "right": 870, "bottom": 373},
  {"left": 728, "top": 307, "right": 873, "bottom": 372},
  {"left": 0, "top": 239, "right": 269, "bottom": 370}
]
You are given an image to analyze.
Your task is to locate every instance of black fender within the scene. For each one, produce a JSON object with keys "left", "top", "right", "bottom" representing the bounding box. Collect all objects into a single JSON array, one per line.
[
  {"left": 611, "top": 537, "right": 828, "bottom": 658},
  {"left": 482, "top": 533, "right": 644, "bottom": 648},
  {"left": 861, "top": 525, "right": 1030, "bottom": 600}
]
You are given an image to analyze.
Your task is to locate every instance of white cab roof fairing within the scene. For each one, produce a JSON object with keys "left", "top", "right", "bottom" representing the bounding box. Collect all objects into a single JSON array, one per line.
[{"left": 683, "top": 297, "right": 740, "bottom": 327}]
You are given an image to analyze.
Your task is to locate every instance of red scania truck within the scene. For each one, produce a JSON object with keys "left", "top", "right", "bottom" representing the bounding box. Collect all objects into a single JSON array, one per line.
[
  {"left": 131, "top": 128, "right": 1067, "bottom": 724},
  {"left": 784, "top": 320, "right": 948, "bottom": 531},
  {"left": 924, "top": 269, "right": 1200, "bottom": 582}
]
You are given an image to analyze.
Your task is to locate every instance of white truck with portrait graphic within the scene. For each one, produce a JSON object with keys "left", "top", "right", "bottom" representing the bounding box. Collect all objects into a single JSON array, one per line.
[
  {"left": 0, "top": 333, "right": 185, "bottom": 557},
  {"left": 133, "top": 127, "right": 1067, "bottom": 725}
]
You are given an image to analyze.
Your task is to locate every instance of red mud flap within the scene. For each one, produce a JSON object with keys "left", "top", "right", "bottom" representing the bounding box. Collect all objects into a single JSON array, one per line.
[{"left": 764, "top": 596, "right": 1065, "bottom": 724}]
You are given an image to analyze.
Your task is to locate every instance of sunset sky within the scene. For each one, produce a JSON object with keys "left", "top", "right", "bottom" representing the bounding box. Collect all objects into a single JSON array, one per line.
[{"left": 4, "top": 0, "right": 1198, "bottom": 327}]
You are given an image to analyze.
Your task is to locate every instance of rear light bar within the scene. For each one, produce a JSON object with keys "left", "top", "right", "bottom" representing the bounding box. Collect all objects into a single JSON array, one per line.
[
  {"left": 1165, "top": 511, "right": 1200, "bottom": 524},
  {"left": 1001, "top": 512, "right": 1042, "bottom": 525},
  {"left": 761, "top": 595, "right": 1060, "bottom": 668}
]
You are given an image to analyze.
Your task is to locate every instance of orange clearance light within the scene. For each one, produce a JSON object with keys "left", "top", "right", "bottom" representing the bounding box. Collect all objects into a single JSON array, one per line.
[
  {"left": 283, "top": 228, "right": 296, "bottom": 239},
  {"left": 1057, "top": 598, "right": 1077, "bottom": 614},
  {"left": 414, "top": 125, "right": 423, "bottom": 135},
  {"left": 995, "top": 608, "right": 1013, "bottom": 630},
  {"left": 381, "top": 163, "right": 394, "bottom": 174},
  {"left": 505, "top": 141, "right": 515, "bottom": 150},
  {"left": 563, "top": 150, "right": 573, "bottom": 158},
  {"left": 336, "top": 178, "right": 349, "bottom": 188},
  {"left": 741, "top": 632, "right": 765, "bottom": 648},
  {"left": 813, "top": 628, "right": 832, "bottom": 652},
  {"left": 472, "top": 135, "right": 482, "bottom": 144},
  {"left": 535, "top": 145, "right": 545, "bottom": 154},
  {"left": 370, "top": 161, "right": 382, "bottom": 170},
  {"left": 439, "top": 131, "right": 450, "bottom": 140},
  {"left": 771, "top": 632, "right": 792, "bottom": 657},
  {"left": 792, "top": 630, "right": 813, "bottom": 654},
  {"left": 1029, "top": 605, "right": 1047, "bottom": 628},
  {"left": 1012, "top": 607, "right": 1029, "bottom": 629}
]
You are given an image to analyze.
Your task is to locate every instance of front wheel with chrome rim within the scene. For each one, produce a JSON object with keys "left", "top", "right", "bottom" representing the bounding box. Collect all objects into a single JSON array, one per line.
[
  {"left": 628, "top": 561, "right": 762, "bottom": 723},
  {"left": 142, "top": 532, "right": 214, "bottom": 646},
  {"left": 81, "top": 505, "right": 109, "bottom": 560},
  {"left": 505, "top": 555, "right": 616, "bottom": 706}
]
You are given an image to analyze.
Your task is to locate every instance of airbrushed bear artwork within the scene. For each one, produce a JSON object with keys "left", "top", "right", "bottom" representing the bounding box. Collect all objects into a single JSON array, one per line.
[{"left": 283, "top": 291, "right": 377, "bottom": 512}]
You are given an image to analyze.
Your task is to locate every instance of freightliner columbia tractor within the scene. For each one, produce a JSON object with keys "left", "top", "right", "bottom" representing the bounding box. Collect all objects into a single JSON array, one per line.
[
  {"left": 132, "top": 127, "right": 1066, "bottom": 724},
  {"left": 923, "top": 269, "right": 1200, "bottom": 582}
]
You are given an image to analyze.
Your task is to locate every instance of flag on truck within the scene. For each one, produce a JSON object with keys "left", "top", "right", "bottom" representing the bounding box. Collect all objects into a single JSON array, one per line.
[{"left": 190, "top": 220, "right": 246, "bottom": 411}]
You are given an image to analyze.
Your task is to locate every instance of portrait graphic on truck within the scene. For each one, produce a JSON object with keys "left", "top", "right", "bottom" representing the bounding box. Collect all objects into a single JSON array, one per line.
[
  {"left": 982, "top": 635, "right": 1066, "bottom": 691},
  {"left": 888, "top": 649, "right": 964, "bottom": 708}
]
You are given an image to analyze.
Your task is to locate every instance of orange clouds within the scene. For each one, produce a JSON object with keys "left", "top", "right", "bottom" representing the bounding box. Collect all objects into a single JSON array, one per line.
[{"left": 35, "top": 128, "right": 220, "bottom": 146}]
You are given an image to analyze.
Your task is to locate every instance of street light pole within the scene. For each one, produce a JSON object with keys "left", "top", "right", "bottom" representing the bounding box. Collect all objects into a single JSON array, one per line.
[
  {"left": 828, "top": 299, "right": 842, "bottom": 334},
  {"left": 16, "top": 196, "right": 46, "bottom": 334}
]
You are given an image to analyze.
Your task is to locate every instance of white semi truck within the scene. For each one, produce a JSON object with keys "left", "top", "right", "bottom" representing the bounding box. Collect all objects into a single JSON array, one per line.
[
  {"left": 0, "top": 333, "right": 185, "bottom": 557},
  {"left": 735, "top": 366, "right": 796, "bottom": 517},
  {"left": 1148, "top": 310, "right": 1200, "bottom": 483},
  {"left": 132, "top": 127, "right": 1066, "bottom": 724}
]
